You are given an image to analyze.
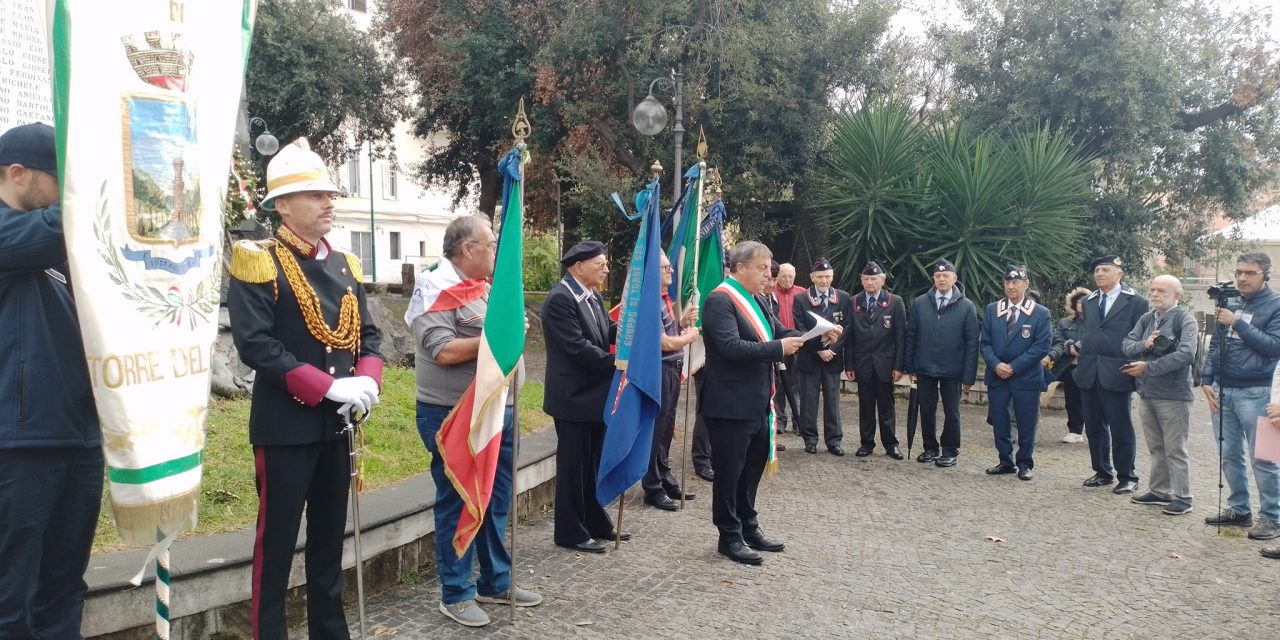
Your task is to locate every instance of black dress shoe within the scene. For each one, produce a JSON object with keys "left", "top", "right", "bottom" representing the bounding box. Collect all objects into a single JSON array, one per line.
[
  {"left": 696, "top": 468, "right": 715, "bottom": 482},
  {"left": 775, "top": 442, "right": 786, "bottom": 452},
  {"left": 644, "top": 494, "right": 678, "bottom": 511},
  {"left": 855, "top": 446, "right": 874, "bottom": 457},
  {"left": 557, "top": 539, "right": 607, "bottom": 554},
  {"left": 804, "top": 443, "right": 817, "bottom": 454},
  {"left": 887, "top": 446, "right": 904, "bottom": 460},
  {"left": 1017, "top": 468, "right": 1034, "bottom": 481},
  {"left": 1261, "top": 546, "right": 1280, "bottom": 559},
  {"left": 934, "top": 454, "right": 957, "bottom": 467},
  {"left": 1082, "top": 473, "right": 1115, "bottom": 488},
  {"left": 666, "top": 489, "right": 696, "bottom": 501},
  {"left": 742, "top": 529, "right": 785, "bottom": 552},
  {"left": 596, "top": 531, "right": 632, "bottom": 542},
  {"left": 1113, "top": 480, "right": 1139, "bottom": 495},
  {"left": 829, "top": 446, "right": 845, "bottom": 456},
  {"left": 717, "top": 540, "right": 763, "bottom": 565},
  {"left": 985, "top": 464, "right": 1017, "bottom": 475},
  {"left": 916, "top": 449, "right": 939, "bottom": 463}
]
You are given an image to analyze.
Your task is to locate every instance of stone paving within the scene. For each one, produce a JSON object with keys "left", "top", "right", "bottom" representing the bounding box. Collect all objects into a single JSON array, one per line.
[{"left": 330, "top": 395, "right": 1280, "bottom": 639}]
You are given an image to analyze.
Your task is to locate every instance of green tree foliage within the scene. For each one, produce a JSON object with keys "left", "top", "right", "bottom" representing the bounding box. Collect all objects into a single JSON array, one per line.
[
  {"left": 815, "top": 101, "right": 1093, "bottom": 302},
  {"left": 521, "top": 229, "right": 560, "bottom": 291},
  {"left": 934, "top": 0, "right": 1280, "bottom": 273},
  {"left": 246, "top": 0, "right": 409, "bottom": 168}
]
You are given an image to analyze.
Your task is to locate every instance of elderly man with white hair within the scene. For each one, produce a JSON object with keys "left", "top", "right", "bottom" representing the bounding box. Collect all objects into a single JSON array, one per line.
[{"left": 1120, "top": 275, "right": 1199, "bottom": 515}]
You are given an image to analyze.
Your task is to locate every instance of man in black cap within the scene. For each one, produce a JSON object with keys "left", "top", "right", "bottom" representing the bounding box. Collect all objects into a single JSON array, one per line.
[
  {"left": 792, "top": 257, "right": 853, "bottom": 455},
  {"left": 980, "top": 265, "right": 1053, "bottom": 481},
  {"left": 846, "top": 261, "right": 907, "bottom": 459},
  {"left": 0, "top": 123, "right": 104, "bottom": 638},
  {"left": 542, "top": 240, "right": 621, "bottom": 553},
  {"left": 905, "top": 259, "right": 979, "bottom": 467},
  {"left": 1074, "top": 255, "right": 1149, "bottom": 494}
]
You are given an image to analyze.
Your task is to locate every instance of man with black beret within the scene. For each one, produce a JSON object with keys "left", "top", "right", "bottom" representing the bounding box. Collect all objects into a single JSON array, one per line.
[
  {"left": 980, "top": 265, "right": 1052, "bottom": 481},
  {"left": 846, "top": 261, "right": 907, "bottom": 459},
  {"left": 1074, "top": 255, "right": 1149, "bottom": 494},
  {"left": 793, "top": 257, "right": 854, "bottom": 455},
  {"left": 542, "top": 240, "right": 622, "bottom": 553}
]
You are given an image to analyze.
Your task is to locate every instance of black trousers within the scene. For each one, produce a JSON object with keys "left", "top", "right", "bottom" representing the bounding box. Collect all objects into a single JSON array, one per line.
[
  {"left": 553, "top": 419, "right": 615, "bottom": 545},
  {"left": 917, "top": 374, "right": 962, "bottom": 455},
  {"left": 798, "top": 367, "right": 843, "bottom": 448},
  {"left": 691, "top": 373, "right": 713, "bottom": 474},
  {"left": 642, "top": 365, "right": 683, "bottom": 499},
  {"left": 1082, "top": 386, "right": 1139, "bottom": 482},
  {"left": 1060, "top": 368, "right": 1085, "bottom": 433},
  {"left": 0, "top": 446, "right": 102, "bottom": 639},
  {"left": 772, "top": 356, "right": 800, "bottom": 431},
  {"left": 253, "top": 440, "right": 351, "bottom": 640},
  {"left": 706, "top": 416, "right": 770, "bottom": 542},
  {"left": 857, "top": 379, "right": 899, "bottom": 449}
]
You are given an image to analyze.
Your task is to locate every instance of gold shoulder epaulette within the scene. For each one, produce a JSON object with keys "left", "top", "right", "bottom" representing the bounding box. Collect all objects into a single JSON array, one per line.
[
  {"left": 341, "top": 251, "right": 364, "bottom": 283},
  {"left": 230, "top": 239, "right": 278, "bottom": 283}
]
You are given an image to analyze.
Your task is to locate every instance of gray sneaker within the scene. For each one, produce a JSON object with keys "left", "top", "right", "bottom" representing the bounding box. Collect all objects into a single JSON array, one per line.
[
  {"left": 439, "top": 600, "right": 491, "bottom": 627},
  {"left": 476, "top": 585, "right": 544, "bottom": 607},
  {"left": 1204, "top": 508, "right": 1254, "bottom": 527},
  {"left": 1130, "top": 491, "right": 1171, "bottom": 506},
  {"left": 1248, "top": 518, "right": 1280, "bottom": 541},
  {"left": 1162, "top": 499, "right": 1193, "bottom": 515}
]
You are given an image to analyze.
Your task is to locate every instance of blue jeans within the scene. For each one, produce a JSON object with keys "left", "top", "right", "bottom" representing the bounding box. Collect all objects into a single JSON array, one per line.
[
  {"left": 1214, "top": 386, "right": 1280, "bottom": 521},
  {"left": 416, "top": 402, "right": 514, "bottom": 604}
]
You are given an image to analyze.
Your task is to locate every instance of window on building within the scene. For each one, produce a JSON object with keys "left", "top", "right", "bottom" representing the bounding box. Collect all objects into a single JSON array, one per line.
[
  {"left": 346, "top": 156, "right": 361, "bottom": 196},
  {"left": 347, "top": 0, "right": 366, "bottom": 12},
  {"left": 418, "top": 240, "right": 426, "bottom": 257},
  {"left": 351, "top": 231, "right": 372, "bottom": 279},
  {"left": 390, "top": 231, "right": 401, "bottom": 260},
  {"left": 385, "top": 166, "right": 398, "bottom": 200}
]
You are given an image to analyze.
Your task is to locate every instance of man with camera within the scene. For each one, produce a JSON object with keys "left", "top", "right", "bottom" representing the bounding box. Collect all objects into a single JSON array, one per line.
[
  {"left": 1200, "top": 252, "right": 1280, "bottom": 541},
  {"left": 1121, "top": 275, "right": 1198, "bottom": 515}
]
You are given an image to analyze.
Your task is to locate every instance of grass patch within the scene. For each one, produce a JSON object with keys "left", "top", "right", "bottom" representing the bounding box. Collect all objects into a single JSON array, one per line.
[{"left": 92, "top": 366, "right": 552, "bottom": 553}]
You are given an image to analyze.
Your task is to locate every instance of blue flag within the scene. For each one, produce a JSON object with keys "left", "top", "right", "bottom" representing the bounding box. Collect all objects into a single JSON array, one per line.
[{"left": 597, "top": 178, "right": 665, "bottom": 507}]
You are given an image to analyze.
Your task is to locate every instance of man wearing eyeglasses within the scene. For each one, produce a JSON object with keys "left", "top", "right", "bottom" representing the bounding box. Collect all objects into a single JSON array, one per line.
[{"left": 1200, "top": 251, "right": 1280, "bottom": 544}]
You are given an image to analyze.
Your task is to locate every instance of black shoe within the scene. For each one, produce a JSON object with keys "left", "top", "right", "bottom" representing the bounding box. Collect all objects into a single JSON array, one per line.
[
  {"left": 743, "top": 529, "right": 785, "bottom": 552},
  {"left": 717, "top": 540, "right": 763, "bottom": 565},
  {"left": 696, "top": 468, "right": 715, "bottom": 482},
  {"left": 804, "top": 443, "right": 817, "bottom": 454},
  {"left": 916, "top": 449, "right": 939, "bottom": 463},
  {"left": 666, "top": 489, "right": 695, "bottom": 501},
  {"left": 1017, "top": 468, "right": 1034, "bottom": 481},
  {"left": 934, "top": 454, "right": 957, "bottom": 467},
  {"left": 1261, "top": 546, "right": 1280, "bottom": 559},
  {"left": 644, "top": 494, "right": 678, "bottom": 511},
  {"left": 855, "top": 446, "right": 874, "bottom": 457},
  {"left": 1113, "top": 480, "right": 1139, "bottom": 495},
  {"left": 775, "top": 443, "right": 786, "bottom": 452},
  {"left": 557, "top": 539, "right": 606, "bottom": 554},
  {"left": 1204, "top": 508, "right": 1254, "bottom": 527},
  {"left": 1082, "top": 473, "right": 1115, "bottom": 488},
  {"left": 597, "top": 531, "right": 632, "bottom": 542},
  {"left": 829, "top": 446, "right": 845, "bottom": 456},
  {"left": 985, "top": 464, "right": 1017, "bottom": 475},
  {"left": 887, "top": 445, "right": 904, "bottom": 460}
]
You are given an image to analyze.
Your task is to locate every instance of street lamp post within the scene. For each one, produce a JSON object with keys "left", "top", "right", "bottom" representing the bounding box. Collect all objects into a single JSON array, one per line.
[
  {"left": 630, "top": 65, "right": 685, "bottom": 203},
  {"left": 248, "top": 117, "right": 279, "bottom": 157}
]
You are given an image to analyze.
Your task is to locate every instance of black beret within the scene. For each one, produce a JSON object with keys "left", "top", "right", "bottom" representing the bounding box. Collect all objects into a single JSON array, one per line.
[
  {"left": 1003, "top": 264, "right": 1028, "bottom": 281},
  {"left": 931, "top": 258, "right": 955, "bottom": 274},
  {"left": 861, "top": 261, "right": 884, "bottom": 276},
  {"left": 1090, "top": 255, "right": 1124, "bottom": 270},
  {"left": 561, "top": 240, "right": 605, "bottom": 266},
  {"left": 811, "top": 257, "right": 833, "bottom": 272}
]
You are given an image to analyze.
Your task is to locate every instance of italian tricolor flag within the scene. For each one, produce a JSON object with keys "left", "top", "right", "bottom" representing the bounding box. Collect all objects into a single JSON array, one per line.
[{"left": 436, "top": 147, "right": 527, "bottom": 555}]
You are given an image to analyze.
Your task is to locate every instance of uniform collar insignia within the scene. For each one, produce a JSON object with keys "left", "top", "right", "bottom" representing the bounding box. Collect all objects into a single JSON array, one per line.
[
  {"left": 276, "top": 224, "right": 324, "bottom": 259},
  {"left": 997, "top": 298, "right": 1035, "bottom": 317},
  {"left": 807, "top": 286, "right": 838, "bottom": 306}
]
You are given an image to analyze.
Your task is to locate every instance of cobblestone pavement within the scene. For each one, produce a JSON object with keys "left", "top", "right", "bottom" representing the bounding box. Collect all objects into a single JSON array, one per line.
[{"left": 336, "top": 395, "right": 1280, "bottom": 639}]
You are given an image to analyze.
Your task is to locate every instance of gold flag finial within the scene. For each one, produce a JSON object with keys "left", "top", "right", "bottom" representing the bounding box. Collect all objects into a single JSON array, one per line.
[
  {"left": 696, "top": 126, "right": 708, "bottom": 159},
  {"left": 511, "top": 97, "right": 532, "bottom": 147},
  {"left": 650, "top": 159, "right": 663, "bottom": 179}
]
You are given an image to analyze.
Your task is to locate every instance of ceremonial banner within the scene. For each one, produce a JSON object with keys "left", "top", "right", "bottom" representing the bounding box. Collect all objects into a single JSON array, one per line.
[
  {"left": 685, "top": 194, "right": 726, "bottom": 375},
  {"left": 666, "top": 163, "right": 704, "bottom": 316},
  {"left": 47, "top": 0, "right": 255, "bottom": 548},
  {"left": 597, "top": 178, "right": 664, "bottom": 506},
  {"left": 434, "top": 146, "right": 527, "bottom": 555}
]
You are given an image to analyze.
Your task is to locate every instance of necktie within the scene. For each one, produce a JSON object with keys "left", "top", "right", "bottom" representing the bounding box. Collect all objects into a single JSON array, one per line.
[
  {"left": 820, "top": 292, "right": 829, "bottom": 311},
  {"left": 937, "top": 296, "right": 947, "bottom": 310},
  {"left": 1006, "top": 306, "right": 1018, "bottom": 336},
  {"left": 1098, "top": 294, "right": 1108, "bottom": 318},
  {"left": 866, "top": 295, "right": 875, "bottom": 319}
]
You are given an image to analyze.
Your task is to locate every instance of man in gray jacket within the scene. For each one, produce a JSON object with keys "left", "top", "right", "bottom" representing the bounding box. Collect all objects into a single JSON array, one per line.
[{"left": 1121, "top": 275, "right": 1198, "bottom": 515}]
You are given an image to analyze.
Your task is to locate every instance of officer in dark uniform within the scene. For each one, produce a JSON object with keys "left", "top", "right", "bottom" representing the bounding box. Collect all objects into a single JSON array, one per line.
[
  {"left": 846, "top": 261, "right": 907, "bottom": 459},
  {"left": 228, "top": 138, "right": 384, "bottom": 640},
  {"left": 980, "top": 265, "right": 1052, "bottom": 481},
  {"left": 792, "top": 257, "right": 853, "bottom": 455},
  {"left": 542, "top": 241, "right": 621, "bottom": 554}
]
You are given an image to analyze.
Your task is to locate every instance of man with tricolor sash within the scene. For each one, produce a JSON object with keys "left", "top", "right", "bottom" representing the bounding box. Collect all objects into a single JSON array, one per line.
[
  {"left": 228, "top": 139, "right": 384, "bottom": 639},
  {"left": 700, "top": 241, "right": 814, "bottom": 565},
  {"left": 406, "top": 215, "right": 542, "bottom": 627}
]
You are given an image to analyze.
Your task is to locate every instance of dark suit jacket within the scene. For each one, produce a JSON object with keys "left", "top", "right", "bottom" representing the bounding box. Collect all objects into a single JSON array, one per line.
[
  {"left": 979, "top": 300, "right": 1052, "bottom": 390},
  {"left": 792, "top": 287, "right": 853, "bottom": 373},
  {"left": 541, "top": 277, "right": 618, "bottom": 422},
  {"left": 701, "top": 283, "right": 801, "bottom": 420},
  {"left": 846, "top": 290, "right": 906, "bottom": 381},
  {"left": 1073, "top": 285, "right": 1149, "bottom": 392}
]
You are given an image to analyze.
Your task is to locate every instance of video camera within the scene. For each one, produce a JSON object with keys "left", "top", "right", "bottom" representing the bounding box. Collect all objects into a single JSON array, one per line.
[{"left": 1207, "top": 281, "right": 1241, "bottom": 308}]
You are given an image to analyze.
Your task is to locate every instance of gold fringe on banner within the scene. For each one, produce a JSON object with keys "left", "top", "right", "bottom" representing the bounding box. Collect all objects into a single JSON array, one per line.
[{"left": 110, "top": 487, "right": 202, "bottom": 545}]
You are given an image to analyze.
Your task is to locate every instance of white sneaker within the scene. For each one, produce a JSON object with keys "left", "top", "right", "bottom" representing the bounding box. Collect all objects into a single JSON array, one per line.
[{"left": 1061, "top": 433, "right": 1084, "bottom": 443}]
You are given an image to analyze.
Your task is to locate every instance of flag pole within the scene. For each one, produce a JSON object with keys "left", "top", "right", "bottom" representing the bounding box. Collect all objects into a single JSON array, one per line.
[
  {"left": 507, "top": 98, "right": 531, "bottom": 624},
  {"left": 678, "top": 132, "right": 709, "bottom": 510}
]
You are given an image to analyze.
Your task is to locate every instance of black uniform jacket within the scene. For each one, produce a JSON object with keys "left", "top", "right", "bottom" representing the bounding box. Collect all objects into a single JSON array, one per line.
[
  {"left": 700, "top": 283, "right": 801, "bottom": 420},
  {"left": 1073, "top": 285, "right": 1149, "bottom": 393},
  {"left": 541, "top": 276, "right": 617, "bottom": 422},
  {"left": 228, "top": 233, "right": 383, "bottom": 446},
  {"left": 845, "top": 290, "right": 906, "bottom": 382},
  {"left": 792, "top": 287, "right": 854, "bottom": 374}
]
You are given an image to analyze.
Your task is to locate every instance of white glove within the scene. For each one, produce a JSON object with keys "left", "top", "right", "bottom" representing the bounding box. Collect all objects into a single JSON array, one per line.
[
  {"left": 326, "top": 377, "right": 375, "bottom": 415},
  {"left": 354, "top": 375, "right": 380, "bottom": 408}
]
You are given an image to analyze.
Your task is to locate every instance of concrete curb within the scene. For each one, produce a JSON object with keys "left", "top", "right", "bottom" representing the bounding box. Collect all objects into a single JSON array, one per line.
[{"left": 84, "top": 428, "right": 559, "bottom": 639}]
